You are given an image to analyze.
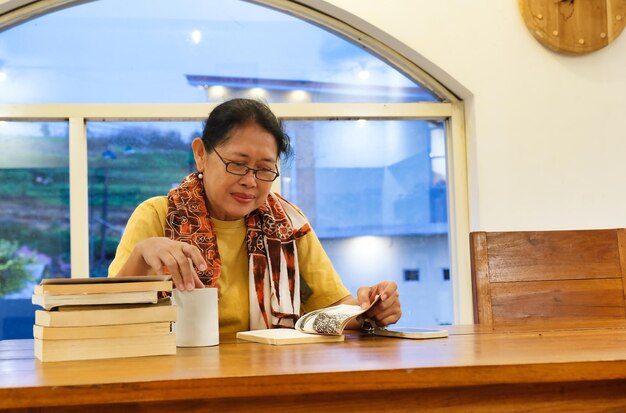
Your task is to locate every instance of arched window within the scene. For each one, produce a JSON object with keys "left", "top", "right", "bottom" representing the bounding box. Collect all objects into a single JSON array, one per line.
[{"left": 0, "top": 0, "right": 469, "bottom": 339}]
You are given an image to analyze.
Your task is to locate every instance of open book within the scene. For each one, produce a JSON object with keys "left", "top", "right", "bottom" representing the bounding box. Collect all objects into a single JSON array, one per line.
[{"left": 236, "top": 297, "right": 380, "bottom": 345}]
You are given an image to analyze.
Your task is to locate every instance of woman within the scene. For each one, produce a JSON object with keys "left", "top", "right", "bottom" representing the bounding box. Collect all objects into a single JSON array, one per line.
[{"left": 109, "top": 98, "right": 401, "bottom": 333}]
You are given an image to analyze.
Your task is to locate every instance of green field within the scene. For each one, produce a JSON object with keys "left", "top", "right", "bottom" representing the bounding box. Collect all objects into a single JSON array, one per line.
[{"left": 0, "top": 126, "right": 197, "bottom": 279}]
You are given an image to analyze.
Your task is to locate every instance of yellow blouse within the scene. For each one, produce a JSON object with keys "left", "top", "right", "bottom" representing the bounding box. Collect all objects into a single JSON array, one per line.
[{"left": 108, "top": 196, "right": 351, "bottom": 333}]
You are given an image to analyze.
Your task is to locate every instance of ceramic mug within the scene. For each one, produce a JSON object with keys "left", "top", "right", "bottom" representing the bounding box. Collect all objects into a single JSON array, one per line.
[{"left": 171, "top": 288, "right": 219, "bottom": 347}]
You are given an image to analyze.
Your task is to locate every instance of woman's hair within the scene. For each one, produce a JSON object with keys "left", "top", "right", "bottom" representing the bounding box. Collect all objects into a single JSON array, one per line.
[{"left": 201, "top": 98, "right": 292, "bottom": 160}]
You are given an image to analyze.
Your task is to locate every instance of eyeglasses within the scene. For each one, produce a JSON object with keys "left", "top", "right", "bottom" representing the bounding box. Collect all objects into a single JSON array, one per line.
[{"left": 208, "top": 143, "right": 280, "bottom": 182}]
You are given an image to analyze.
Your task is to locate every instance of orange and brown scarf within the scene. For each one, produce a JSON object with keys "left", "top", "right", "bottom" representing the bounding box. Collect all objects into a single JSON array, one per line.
[{"left": 165, "top": 172, "right": 311, "bottom": 329}]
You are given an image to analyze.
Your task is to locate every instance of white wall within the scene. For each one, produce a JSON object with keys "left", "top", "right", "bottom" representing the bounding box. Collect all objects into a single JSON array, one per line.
[{"left": 309, "top": 0, "right": 626, "bottom": 231}]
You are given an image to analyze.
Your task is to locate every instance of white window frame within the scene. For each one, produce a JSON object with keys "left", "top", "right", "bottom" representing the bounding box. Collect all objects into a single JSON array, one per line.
[{"left": 0, "top": 0, "right": 471, "bottom": 324}]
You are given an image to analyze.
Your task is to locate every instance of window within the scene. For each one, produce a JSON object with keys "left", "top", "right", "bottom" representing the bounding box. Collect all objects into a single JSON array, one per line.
[
  {"left": 404, "top": 270, "right": 420, "bottom": 282},
  {"left": 0, "top": 121, "right": 70, "bottom": 339},
  {"left": 0, "top": 0, "right": 468, "bottom": 339},
  {"left": 86, "top": 121, "right": 202, "bottom": 276},
  {"left": 283, "top": 119, "right": 453, "bottom": 324}
]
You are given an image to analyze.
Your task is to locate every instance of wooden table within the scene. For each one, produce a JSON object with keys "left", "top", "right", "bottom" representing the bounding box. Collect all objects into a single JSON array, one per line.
[{"left": 2, "top": 325, "right": 626, "bottom": 412}]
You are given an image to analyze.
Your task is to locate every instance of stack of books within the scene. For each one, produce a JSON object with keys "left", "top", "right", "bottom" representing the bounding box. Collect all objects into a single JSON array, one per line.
[{"left": 31, "top": 276, "right": 177, "bottom": 362}]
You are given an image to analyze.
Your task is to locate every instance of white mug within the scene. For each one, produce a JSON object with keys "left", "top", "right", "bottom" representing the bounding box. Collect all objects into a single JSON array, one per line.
[{"left": 171, "top": 288, "right": 219, "bottom": 347}]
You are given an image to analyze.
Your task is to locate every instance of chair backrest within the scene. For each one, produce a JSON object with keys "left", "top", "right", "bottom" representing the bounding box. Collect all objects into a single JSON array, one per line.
[{"left": 470, "top": 229, "right": 626, "bottom": 330}]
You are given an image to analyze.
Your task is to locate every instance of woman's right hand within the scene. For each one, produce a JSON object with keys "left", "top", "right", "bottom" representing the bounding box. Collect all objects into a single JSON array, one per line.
[{"left": 129, "top": 237, "right": 207, "bottom": 291}]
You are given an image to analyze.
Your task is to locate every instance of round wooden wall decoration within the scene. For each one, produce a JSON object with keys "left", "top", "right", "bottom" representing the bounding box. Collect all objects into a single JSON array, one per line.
[{"left": 519, "top": 0, "right": 626, "bottom": 55}]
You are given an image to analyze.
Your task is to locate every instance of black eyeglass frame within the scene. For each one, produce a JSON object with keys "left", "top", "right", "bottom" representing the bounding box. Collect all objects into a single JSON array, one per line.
[{"left": 207, "top": 142, "right": 280, "bottom": 182}]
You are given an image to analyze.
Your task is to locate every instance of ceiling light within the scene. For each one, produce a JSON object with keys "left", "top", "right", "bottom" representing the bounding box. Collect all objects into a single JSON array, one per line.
[{"left": 191, "top": 30, "right": 202, "bottom": 44}]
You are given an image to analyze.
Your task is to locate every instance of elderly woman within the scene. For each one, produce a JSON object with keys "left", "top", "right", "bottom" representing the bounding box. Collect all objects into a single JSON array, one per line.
[{"left": 109, "top": 98, "right": 401, "bottom": 333}]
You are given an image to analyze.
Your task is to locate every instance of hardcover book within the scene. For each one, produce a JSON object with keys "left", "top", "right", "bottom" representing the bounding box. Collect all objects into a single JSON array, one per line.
[
  {"left": 34, "top": 276, "right": 172, "bottom": 295},
  {"left": 34, "top": 299, "right": 177, "bottom": 327},
  {"left": 31, "top": 276, "right": 172, "bottom": 310},
  {"left": 33, "top": 321, "right": 172, "bottom": 340},
  {"left": 32, "top": 290, "right": 160, "bottom": 310}
]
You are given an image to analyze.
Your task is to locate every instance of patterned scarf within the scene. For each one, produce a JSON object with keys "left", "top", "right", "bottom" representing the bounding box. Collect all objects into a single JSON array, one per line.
[{"left": 165, "top": 172, "right": 311, "bottom": 329}]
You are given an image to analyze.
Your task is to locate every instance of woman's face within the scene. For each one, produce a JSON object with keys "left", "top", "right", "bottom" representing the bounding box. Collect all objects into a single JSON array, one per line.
[{"left": 192, "top": 122, "right": 278, "bottom": 221}]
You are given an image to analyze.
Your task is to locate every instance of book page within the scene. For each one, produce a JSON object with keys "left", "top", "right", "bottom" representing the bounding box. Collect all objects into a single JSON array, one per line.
[{"left": 295, "top": 296, "right": 380, "bottom": 335}]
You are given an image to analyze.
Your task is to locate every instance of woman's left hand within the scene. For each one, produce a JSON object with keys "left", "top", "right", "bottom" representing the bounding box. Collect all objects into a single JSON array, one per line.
[{"left": 356, "top": 281, "right": 401, "bottom": 326}]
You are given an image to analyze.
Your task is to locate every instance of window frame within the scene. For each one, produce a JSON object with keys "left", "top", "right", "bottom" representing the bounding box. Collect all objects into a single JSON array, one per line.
[{"left": 0, "top": 0, "right": 471, "bottom": 324}]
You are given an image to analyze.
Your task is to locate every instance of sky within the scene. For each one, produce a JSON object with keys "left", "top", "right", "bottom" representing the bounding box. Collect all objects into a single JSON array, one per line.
[{"left": 0, "top": 0, "right": 416, "bottom": 105}]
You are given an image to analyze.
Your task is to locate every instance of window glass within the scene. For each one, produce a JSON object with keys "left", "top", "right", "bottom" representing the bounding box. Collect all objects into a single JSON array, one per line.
[
  {"left": 0, "top": 121, "right": 70, "bottom": 339},
  {"left": 0, "top": 0, "right": 440, "bottom": 104},
  {"left": 87, "top": 121, "right": 201, "bottom": 276},
  {"left": 283, "top": 120, "right": 451, "bottom": 326}
]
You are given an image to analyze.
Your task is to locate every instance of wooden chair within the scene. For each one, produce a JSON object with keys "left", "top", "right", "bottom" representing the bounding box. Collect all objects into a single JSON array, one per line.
[{"left": 470, "top": 228, "right": 626, "bottom": 330}]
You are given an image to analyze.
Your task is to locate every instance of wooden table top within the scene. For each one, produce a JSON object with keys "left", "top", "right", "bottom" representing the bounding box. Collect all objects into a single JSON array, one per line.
[{"left": 2, "top": 325, "right": 626, "bottom": 410}]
